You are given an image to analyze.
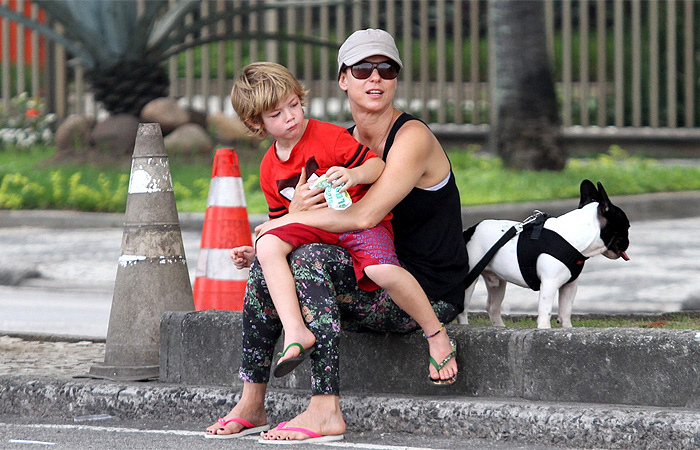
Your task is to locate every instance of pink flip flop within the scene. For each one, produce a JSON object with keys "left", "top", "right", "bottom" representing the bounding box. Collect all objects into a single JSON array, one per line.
[
  {"left": 257, "top": 421, "right": 344, "bottom": 445},
  {"left": 204, "top": 417, "right": 270, "bottom": 439}
]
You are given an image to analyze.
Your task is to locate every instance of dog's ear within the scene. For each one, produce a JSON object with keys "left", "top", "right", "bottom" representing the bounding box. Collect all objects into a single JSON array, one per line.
[
  {"left": 578, "top": 179, "right": 599, "bottom": 208},
  {"left": 596, "top": 181, "right": 612, "bottom": 213}
]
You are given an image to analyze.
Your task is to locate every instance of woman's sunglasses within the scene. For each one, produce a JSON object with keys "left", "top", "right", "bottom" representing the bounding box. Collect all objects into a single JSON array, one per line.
[{"left": 350, "top": 61, "right": 400, "bottom": 80}]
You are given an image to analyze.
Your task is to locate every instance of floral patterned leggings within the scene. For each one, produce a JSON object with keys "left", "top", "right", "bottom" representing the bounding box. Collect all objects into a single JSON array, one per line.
[{"left": 239, "top": 243, "right": 459, "bottom": 396}]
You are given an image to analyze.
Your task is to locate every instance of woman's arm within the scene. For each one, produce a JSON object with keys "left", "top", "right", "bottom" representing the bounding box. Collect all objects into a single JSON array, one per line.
[
  {"left": 325, "top": 157, "right": 384, "bottom": 192},
  {"left": 256, "top": 121, "right": 438, "bottom": 235}
]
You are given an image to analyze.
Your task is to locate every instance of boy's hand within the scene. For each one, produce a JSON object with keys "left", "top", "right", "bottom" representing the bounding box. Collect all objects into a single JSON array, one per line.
[
  {"left": 289, "top": 166, "right": 326, "bottom": 213},
  {"left": 230, "top": 246, "right": 255, "bottom": 269},
  {"left": 325, "top": 166, "right": 357, "bottom": 192}
]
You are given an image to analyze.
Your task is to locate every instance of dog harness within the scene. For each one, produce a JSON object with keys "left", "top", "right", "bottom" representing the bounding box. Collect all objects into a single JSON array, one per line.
[
  {"left": 464, "top": 211, "right": 588, "bottom": 291},
  {"left": 517, "top": 223, "right": 589, "bottom": 291}
]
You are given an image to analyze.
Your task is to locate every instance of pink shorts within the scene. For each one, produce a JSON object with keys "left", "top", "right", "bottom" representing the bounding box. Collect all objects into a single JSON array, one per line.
[{"left": 262, "top": 221, "right": 399, "bottom": 291}]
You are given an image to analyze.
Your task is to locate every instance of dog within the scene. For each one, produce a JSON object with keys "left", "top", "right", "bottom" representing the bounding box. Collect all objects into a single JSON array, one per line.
[{"left": 456, "top": 180, "right": 630, "bottom": 329}]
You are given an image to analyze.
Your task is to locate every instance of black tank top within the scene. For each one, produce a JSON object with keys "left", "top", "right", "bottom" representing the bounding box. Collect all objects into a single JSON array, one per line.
[{"left": 382, "top": 113, "right": 469, "bottom": 310}]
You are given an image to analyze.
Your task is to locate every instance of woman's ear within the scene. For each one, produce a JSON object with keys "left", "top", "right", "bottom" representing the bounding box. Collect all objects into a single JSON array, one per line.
[{"left": 338, "top": 72, "right": 349, "bottom": 92}]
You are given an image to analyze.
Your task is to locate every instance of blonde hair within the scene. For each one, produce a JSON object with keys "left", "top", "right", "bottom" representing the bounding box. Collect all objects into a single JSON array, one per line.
[{"left": 230, "top": 62, "right": 308, "bottom": 138}]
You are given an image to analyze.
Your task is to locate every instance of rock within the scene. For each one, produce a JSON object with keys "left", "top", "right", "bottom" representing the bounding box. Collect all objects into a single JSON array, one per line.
[
  {"left": 0, "top": 265, "right": 41, "bottom": 286},
  {"left": 207, "top": 112, "right": 257, "bottom": 143},
  {"left": 681, "top": 296, "right": 700, "bottom": 311},
  {"left": 164, "top": 123, "right": 214, "bottom": 157},
  {"left": 54, "top": 115, "right": 96, "bottom": 156},
  {"left": 90, "top": 114, "right": 140, "bottom": 156},
  {"left": 185, "top": 107, "right": 208, "bottom": 130},
  {"left": 140, "top": 97, "right": 190, "bottom": 135}
]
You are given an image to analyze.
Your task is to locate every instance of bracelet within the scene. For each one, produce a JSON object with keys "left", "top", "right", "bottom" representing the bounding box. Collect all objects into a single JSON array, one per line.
[{"left": 423, "top": 323, "right": 445, "bottom": 339}]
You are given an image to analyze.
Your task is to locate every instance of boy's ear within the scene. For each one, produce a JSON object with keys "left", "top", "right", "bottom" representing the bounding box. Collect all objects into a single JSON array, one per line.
[{"left": 245, "top": 120, "right": 262, "bottom": 131}]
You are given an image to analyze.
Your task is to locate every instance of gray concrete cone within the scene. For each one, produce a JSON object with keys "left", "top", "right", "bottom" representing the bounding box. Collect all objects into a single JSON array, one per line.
[{"left": 89, "top": 123, "right": 194, "bottom": 381}]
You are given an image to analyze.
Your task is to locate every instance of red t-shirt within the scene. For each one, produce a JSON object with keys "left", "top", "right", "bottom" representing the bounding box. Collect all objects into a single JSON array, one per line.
[{"left": 260, "top": 119, "right": 379, "bottom": 219}]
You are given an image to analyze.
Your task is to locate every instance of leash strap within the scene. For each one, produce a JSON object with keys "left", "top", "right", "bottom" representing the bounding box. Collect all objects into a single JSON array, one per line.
[
  {"left": 464, "top": 211, "right": 549, "bottom": 288},
  {"left": 464, "top": 226, "right": 517, "bottom": 288}
]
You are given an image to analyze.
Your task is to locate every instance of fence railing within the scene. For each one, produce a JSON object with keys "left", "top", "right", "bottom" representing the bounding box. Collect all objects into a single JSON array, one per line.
[{"left": 1, "top": 0, "right": 699, "bottom": 140}]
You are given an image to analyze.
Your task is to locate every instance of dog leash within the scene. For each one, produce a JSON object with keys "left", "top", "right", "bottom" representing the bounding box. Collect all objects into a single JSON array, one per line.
[{"left": 464, "top": 211, "right": 548, "bottom": 288}]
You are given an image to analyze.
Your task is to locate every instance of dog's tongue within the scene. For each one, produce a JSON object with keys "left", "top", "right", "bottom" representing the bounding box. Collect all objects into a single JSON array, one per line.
[{"left": 620, "top": 251, "right": 629, "bottom": 261}]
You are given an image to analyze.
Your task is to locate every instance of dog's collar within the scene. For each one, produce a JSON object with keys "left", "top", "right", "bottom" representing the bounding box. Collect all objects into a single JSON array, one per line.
[{"left": 514, "top": 210, "right": 549, "bottom": 235}]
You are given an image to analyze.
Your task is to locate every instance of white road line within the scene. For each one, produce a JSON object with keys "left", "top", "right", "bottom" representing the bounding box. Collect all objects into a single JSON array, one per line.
[
  {"left": 6, "top": 423, "right": 202, "bottom": 437},
  {"left": 8, "top": 440, "right": 56, "bottom": 446},
  {"left": 322, "top": 443, "right": 446, "bottom": 450},
  {"left": 4, "top": 423, "right": 446, "bottom": 450}
]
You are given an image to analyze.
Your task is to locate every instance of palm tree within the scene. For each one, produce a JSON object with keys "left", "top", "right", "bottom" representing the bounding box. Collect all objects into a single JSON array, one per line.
[
  {"left": 0, "top": 0, "right": 337, "bottom": 116},
  {"left": 488, "top": 0, "right": 565, "bottom": 171}
]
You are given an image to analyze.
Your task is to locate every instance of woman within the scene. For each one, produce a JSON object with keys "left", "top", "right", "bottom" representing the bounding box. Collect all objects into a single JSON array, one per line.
[{"left": 205, "top": 28, "right": 469, "bottom": 443}]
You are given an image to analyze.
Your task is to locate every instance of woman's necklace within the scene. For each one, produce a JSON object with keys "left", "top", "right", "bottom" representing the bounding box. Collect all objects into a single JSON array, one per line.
[
  {"left": 375, "top": 110, "right": 399, "bottom": 153},
  {"left": 377, "top": 122, "right": 392, "bottom": 153},
  {"left": 355, "top": 110, "right": 397, "bottom": 153}
]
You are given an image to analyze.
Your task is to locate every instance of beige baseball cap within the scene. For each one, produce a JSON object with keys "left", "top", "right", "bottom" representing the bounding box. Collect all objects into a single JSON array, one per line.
[{"left": 337, "top": 28, "right": 403, "bottom": 77}]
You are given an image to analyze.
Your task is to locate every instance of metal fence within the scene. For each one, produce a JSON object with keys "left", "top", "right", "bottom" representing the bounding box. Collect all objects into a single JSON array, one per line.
[{"left": 1, "top": 0, "right": 699, "bottom": 142}]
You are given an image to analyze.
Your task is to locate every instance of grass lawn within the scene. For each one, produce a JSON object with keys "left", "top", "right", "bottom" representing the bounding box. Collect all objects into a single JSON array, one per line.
[
  {"left": 1, "top": 143, "right": 700, "bottom": 214},
  {"left": 464, "top": 312, "right": 700, "bottom": 330}
]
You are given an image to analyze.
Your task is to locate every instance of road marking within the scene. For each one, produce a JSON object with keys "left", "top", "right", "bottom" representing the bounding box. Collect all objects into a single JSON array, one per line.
[
  {"left": 322, "top": 443, "right": 446, "bottom": 450},
  {"left": 11, "top": 423, "right": 201, "bottom": 437},
  {"left": 8, "top": 440, "right": 56, "bottom": 446},
  {"left": 5, "top": 423, "right": 446, "bottom": 450}
]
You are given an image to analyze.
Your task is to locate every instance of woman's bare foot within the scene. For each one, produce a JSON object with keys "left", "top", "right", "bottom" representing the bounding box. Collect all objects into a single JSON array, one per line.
[
  {"left": 278, "top": 326, "right": 316, "bottom": 364},
  {"left": 205, "top": 383, "right": 268, "bottom": 437},
  {"left": 259, "top": 395, "right": 346, "bottom": 442},
  {"left": 427, "top": 330, "right": 457, "bottom": 382}
]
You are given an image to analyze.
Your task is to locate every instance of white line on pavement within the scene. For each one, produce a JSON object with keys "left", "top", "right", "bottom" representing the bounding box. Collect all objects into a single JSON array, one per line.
[
  {"left": 322, "top": 443, "right": 446, "bottom": 450},
  {"left": 8, "top": 440, "right": 56, "bottom": 446},
  {"left": 6, "top": 423, "right": 201, "bottom": 437},
  {"left": 5, "top": 423, "right": 446, "bottom": 450}
]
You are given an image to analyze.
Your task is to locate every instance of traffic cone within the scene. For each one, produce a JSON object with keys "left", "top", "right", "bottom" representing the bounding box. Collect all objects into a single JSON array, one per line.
[
  {"left": 89, "top": 123, "right": 194, "bottom": 381},
  {"left": 193, "top": 148, "right": 252, "bottom": 310}
]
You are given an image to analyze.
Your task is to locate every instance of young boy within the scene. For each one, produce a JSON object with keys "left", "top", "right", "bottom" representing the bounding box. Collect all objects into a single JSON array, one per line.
[{"left": 230, "top": 62, "right": 457, "bottom": 384}]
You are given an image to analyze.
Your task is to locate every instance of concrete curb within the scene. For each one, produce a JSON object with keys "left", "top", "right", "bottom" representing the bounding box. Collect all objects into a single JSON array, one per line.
[
  {"left": 0, "top": 375, "right": 698, "bottom": 449},
  {"left": 459, "top": 189, "right": 700, "bottom": 225},
  {"left": 1, "top": 189, "right": 699, "bottom": 230},
  {"left": 161, "top": 311, "right": 700, "bottom": 409}
]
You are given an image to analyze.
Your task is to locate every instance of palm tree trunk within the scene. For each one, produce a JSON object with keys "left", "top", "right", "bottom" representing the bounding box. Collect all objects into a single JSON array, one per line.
[{"left": 488, "top": 0, "right": 566, "bottom": 170}]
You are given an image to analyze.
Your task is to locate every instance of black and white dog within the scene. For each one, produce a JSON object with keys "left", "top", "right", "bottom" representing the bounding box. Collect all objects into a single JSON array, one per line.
[{"left": 457, "top": 180, "right": 630, "bottom": 329}]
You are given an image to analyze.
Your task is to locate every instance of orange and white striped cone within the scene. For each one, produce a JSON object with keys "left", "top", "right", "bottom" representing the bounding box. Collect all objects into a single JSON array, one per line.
[{"left": 193, "top": 148, "right": 252, "bottom": 310}]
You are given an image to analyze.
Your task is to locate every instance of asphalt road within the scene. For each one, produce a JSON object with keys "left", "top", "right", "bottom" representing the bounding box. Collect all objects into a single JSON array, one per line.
[{"left": 0, "top": 416, "right": 574, "bottom": 450}]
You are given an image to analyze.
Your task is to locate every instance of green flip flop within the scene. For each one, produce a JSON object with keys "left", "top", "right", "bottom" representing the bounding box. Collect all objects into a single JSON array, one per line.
[
  {"left": 428, "top": 338, "right": 457, "bottom": 386},
  {"left": 273, "top": 342, "right": 315, "bottom": 378}
]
